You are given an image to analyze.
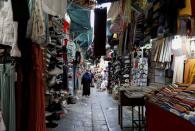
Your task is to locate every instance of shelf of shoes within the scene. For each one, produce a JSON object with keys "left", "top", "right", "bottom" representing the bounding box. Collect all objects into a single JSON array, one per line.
[
  {"left": 120, "top": 55, "right": 131, "bottom": 87},
  {"left": 108, "top": 56, "right": 122, "bottom": 95},
  {"left": 44, "top": 16, "right": 69, "bottom": 129}
]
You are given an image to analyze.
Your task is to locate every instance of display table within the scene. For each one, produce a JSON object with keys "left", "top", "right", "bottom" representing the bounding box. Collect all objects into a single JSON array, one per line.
[
  {"left": 118, "top": 89, "right": 145, "bottom": 130},
  {"left": 146, "top": 101, "right": 195, "bottom": 131}
]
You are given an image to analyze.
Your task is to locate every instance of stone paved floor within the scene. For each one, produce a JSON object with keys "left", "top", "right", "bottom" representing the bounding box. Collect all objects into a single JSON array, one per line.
[{"left": 47, "top": 88, "right": 144, "bottom": 131}]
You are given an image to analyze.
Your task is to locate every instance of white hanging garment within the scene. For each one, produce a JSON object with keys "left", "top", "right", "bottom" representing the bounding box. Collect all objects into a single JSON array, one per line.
[
  {"left": 30, "top": 0, "right": 46, "bottom": 44},
  {"left": 172, "top": 55, "right": 186, "bottom": 84},
  {"left": 0, "top": 0, "right": 21, "bottom": 57},
  {"left": 42, "top": 0, "right": 67, "bottom": 18}
]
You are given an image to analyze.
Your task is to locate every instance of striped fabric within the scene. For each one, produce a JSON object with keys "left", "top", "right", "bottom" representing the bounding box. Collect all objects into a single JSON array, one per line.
[{"left": 0, "top": 64, "right": 16, "bottom": 131}]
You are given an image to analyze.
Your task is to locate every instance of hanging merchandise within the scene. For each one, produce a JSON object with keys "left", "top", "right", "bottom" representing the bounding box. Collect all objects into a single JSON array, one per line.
[
  {"left": 131, "top": 51, "right": 148, "bottom": 86},
  {"left": 153, "top": 37, "right": 172, "bottom": 63},
  {"left": 66, "top": 41, "right": 76, "bottom": 63},
  {"left": 171, "top": 36, "right": 188, "bottom": 57},
  {"left": 172, "top": 55, "right": 186, "bottom": 84},
  {"left": 179, "top": 0, "right": 192, "bottom": 16},
  {"left": 123, "top": 0, "right": 131, "bottom": 28},
  {"left": 42, "top": 0, "right": 67, "bottom": 18},
  {"left": 107, "top": 1, "right": 120, "bottom": 22},
  {"left": 94, "top": 7, "right": 107, "bottom": 57},
  {"left": 134, "top": 13, "right": 145, "bottom": 46},
  {"left": 0, "top": 0, "right": 21, "bottom": 57},
  {"left": 108, "top": 0, "right": 123, "bottom": 33},
  {"left": 67, "top": 3, "right": 91, "bottom": 32},
  {"left": 184, "top": 59, "right": 195, "bottom": 84},
  {"left": 64, "top": 13, "right": 71, "bottom": 33},
  {"left": 27, "top": 44, "right": 46, "bottom": 131},
  {"left": 110, "top": 15, "right": 123, "bottom": 33},
  {"left": 27, "top": 0, "right": 46, "bottom": 44},
  {"left": 0, "top": 64, "right": 16, "bottom": 131}
]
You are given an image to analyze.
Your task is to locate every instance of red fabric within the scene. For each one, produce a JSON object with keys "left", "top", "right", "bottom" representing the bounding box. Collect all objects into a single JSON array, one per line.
[
  {"left": 64, "top": 20, "right": 69, "bottom": 33},
  {"left": 28, "top": 44, "right": 46, "bottom": 131},
  {"left": 146, "top": 101, "right": 195, "bottom": 131},
  {"left": 64, "top": 39, "right": 68, "bottom": 46}
]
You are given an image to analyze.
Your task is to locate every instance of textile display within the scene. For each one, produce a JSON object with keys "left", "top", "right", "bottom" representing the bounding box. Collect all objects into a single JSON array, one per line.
[
  {"left": 94, "top": 7, "right": 107, "bottom": 57},
  {"left": 27, "top": 44, "right": 46, "bottom": 131},
  {"left": 146, "top": 101, "right": 195, "bottom": 131},
  {"left": 109, "top": 15, "right": 123, "bottom": 33},
  {"left": 42, "top": 0, "right": 67, "bottom": 18},
  {"left": 66, "top": 41, "right": 76, "bottom": 63},
  {"left": 107, "top": 1, "right": 120, "bottom": 21},
  {"left": 179, "top": 0, "right": 192, "bottom": 16},
  {"left": 153, "top": 37, "right": 172, "bottom": 63},
  {"left": 0, "top": 64, "right": 16, "bottom": 131},
  {"left": 171, "top": 36, "right": 190, "bottom": 57},
  {"left": 16, "top": 64, "right": 22, "bottom": 131},
  {"left": 28, "top": 0, "right": 46, "bottom": 44},
  {"left": 0, "top": 0, "right": 21, "bottom": 57},
  {"left": 131, "top": 58, "right": 148, "bottom": 86},
  {"left": 148, "top": 85, "right": 195, "bottom": 126},
  {"left": 184, "top": 59, "right": 195, "bottom": 84},
  {"left": 123, "top": 0, "right": 131, "bottom": 28},
  {"left": 172, "top": 55, "right": 185, "bottom": 84},
  {"left": 134, "top": 13, "right": 145, "bottom": 46}
]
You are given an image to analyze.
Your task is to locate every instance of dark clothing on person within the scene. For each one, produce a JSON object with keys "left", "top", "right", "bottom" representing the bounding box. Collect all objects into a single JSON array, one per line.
[{"left": 81, "top": 72, "right": 92, "bottom": 96}]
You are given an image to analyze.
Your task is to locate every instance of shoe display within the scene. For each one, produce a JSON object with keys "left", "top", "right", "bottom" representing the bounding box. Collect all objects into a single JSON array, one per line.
[
  {"left": 48, "top": 76, "right": 56, "bottom": 87},
  {"left": 46, "top": 121, "right": 58, "bottom": 128},
  {"left": 44, "top": 15, "right": 73, "bottom": 129},
  {"left": 49, "top": 66, "right": 63, "bottom": 76},
  {"left": 46, "top": 113, "right": 60, "bottom": 121}
]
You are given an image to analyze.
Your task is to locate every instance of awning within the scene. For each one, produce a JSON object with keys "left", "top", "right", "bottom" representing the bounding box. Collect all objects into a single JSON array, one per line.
[{"left": 67, "top": 3, "right": 91, "bottom": 32}]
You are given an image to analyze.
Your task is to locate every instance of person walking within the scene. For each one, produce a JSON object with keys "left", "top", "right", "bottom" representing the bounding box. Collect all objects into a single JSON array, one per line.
[
  {"left": 81, "top": 70, "right": 92, "bottom": 96},
  {"left": 89, "top": 70, "right": 94, "bottom": 87}
]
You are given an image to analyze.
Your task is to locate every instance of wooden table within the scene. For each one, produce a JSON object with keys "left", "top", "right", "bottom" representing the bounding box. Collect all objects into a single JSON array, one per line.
[{"left": 118, "top": 89, "right": 145, "bottom": 131}]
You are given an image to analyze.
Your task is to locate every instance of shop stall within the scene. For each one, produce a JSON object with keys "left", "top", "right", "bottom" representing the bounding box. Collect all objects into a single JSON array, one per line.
[{"left": 106, "top": 0, "right": 195, "bottom": 130}]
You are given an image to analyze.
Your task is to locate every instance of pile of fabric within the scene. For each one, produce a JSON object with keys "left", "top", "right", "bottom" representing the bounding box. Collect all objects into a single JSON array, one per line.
[{"left": 149, "top": 84, "right": 195, "bottom": 125}]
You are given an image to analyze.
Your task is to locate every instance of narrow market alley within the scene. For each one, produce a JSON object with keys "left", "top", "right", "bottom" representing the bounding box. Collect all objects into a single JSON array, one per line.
[
  {"left": 47, "top": 88, "right": 135, "bottom": 131},
  {"left": 2, "top": 0, "right": 195, "bottom": 131}
]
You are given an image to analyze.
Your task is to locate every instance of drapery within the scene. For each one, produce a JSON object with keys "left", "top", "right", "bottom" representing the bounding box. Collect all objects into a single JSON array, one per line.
[
  {"left": 184, "top": 59, "right": 195, "bottom": 84},
  {"left": 172, "top": 55, "right": 186, "bottom": 84},
  {"left": 153, "top": 37, "right": 172, "bottom": 63},
  {"left": 26, "top": 0, "right": 45, "bottom": 44},
  {"left": 27, "top": 44, "right": 46, "bottom": 131},
  {"left": 0, "top": 64, "right": 16, "bottom": 131},
  {"left": 0, "top": 0, "right": 21, "bottom": 57}
]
